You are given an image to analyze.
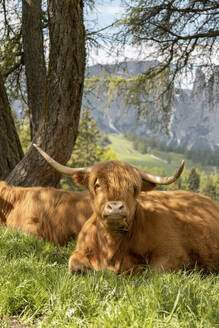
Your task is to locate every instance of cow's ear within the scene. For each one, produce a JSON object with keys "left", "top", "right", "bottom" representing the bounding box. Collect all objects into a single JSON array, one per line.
[
  {"left": 72, "top": 171, "right": 90, "bottom": 187},
  {"left": 141, "top": 179, "right": 157, "bottom": 192}
]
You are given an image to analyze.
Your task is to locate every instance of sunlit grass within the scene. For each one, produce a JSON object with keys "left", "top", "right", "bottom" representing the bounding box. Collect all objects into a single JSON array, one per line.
[
  {"left": 0, "top": 226, "right": 218, "bottom": 327},
  {"left": 109, "top": 134, "right": 214, "bottom": 175}
]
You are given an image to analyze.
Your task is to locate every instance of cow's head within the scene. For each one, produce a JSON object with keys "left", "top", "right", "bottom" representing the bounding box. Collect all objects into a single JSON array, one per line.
[{"left": 34, "top": 144, "right": 184, "bottom": 233}]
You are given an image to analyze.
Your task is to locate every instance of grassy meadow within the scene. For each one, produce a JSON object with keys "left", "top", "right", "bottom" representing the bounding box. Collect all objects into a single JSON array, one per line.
[
  {"left": 0, "top": 226, "right": 219, "bottom": 327},
  {"left": 1, "top": 134, "right": 218, "bottom": 327},
  {"left": 109, "top": 134, "right": 215, "bottom": 175}
]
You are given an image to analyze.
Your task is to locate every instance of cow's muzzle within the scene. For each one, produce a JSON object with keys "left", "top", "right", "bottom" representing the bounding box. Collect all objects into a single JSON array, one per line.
[
  {"left": 103, "top": 201, "right": 127, "bottom": 219},
  {"left": 102, "top": 201, "right": 129, "bottom": 232}
]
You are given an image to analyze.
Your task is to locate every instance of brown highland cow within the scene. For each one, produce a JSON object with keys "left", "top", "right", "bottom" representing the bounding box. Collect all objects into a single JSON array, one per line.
[{"left": 35, "top": 144, "right": 219, "bottom": 273}]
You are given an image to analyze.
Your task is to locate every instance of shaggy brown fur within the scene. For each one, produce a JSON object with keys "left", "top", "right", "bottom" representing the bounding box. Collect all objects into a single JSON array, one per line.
[
  {"left": 0, "top": 181, "right": 92, "bottom": 245},
  {"left": 68, "top": 160, "right": 219, "bottom": 274}
]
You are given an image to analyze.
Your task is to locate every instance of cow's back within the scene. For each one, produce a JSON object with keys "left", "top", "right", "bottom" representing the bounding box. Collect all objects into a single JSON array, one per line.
[
  {"left": 136, "top": 190, "right": 219, "bottom": 271},
  {"left": 138, "top": 190, "right": 219, "bottom": 226},
  {"left": 5, "top": 186, "right": 92, "bottom": 245}
]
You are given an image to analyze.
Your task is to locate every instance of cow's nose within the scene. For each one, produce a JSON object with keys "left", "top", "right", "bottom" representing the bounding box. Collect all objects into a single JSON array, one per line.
[{"left": 104, "top": 201, "right": 125, "bottom": 216}]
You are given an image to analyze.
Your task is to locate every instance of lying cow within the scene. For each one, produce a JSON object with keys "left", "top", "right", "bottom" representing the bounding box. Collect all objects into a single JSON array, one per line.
[
  {"left": 34, "top": 144, "right": 219, "bottom": 273},
  {"left": 0, "top": 181, "right": 92, "bottom": 245}
]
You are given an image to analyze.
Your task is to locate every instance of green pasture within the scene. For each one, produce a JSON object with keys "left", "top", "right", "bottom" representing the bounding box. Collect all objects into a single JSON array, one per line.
[
  {"left": 0, "top": 226, "right": 218, "bottom": 327},
  {"left": 109, "top": 134, "right": 214, "bottom": 175}
]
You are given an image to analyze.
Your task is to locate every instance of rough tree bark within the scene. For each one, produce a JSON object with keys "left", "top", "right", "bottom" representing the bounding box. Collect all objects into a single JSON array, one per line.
[
  {"left": 6, "top": 0, "right": 86, "bottom": 186},
  {"left": 22, "top": 0, "right": 46, "bottom": 140},
  {"left": 0, "top": 72, "right": 24, "bottom": 179}
]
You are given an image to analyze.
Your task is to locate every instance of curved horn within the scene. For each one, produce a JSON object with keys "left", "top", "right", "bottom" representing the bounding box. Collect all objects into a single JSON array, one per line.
[
  {"left": 140, "top": 160, "right": 185, "bottom": 185},
  {"left": 33, "top": 144, "right": 91, "bottom": 176}
]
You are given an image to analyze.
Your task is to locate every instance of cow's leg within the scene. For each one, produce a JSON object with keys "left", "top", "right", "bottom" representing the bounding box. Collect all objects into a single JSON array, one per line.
[
  {"left": 68, "top": 251, "right": 92, "bottom": 274},
  {"left": 149, "top": 253, "right": 189, "bottom": 272}
]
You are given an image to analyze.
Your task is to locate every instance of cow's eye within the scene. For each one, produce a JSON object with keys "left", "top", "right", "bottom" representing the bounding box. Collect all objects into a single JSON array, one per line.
[
  {"left": 94, "top": 183, "right": 101, "bottom": 191},
  {"left": 133, "top": 185, "right": 138, "bottom": 195}
]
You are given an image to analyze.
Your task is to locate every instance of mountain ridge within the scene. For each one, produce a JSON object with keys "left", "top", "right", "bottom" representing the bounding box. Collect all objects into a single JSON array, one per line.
[{"left": 84, "top": 61, "right": 219, "bottom": 153}]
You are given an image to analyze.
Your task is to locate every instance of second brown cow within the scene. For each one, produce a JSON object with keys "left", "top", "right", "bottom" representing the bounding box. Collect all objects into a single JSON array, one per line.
[{"left": 0, "top": 181, "right": 92, "bottom": 245}]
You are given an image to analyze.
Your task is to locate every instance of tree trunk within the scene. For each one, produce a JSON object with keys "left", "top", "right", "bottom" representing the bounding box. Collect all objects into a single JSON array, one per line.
[
  {"left": 22, "top": 0, "right": 46, "bottom": 139},
  {"left": 6, "top": 0, "right": 86, "bottom": 187},
  {"left": 0, "top": 72, "right": 24, "bottom": 179}
]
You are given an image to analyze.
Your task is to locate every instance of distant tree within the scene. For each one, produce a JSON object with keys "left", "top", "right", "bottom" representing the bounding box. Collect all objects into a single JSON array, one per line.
[
  {"left": 201, "top": 177, "right": 218, "bottom": 201},
  {"left": 61, "top": 108, "right": 117, "bottom": 190},
  {"left": 99, "top": 135, "right": 111, "bottom": 147},
  {"left": 70, "top": 107, "right": 107, "bottom": 167},
  {"left": 133, "top": 138, "right": 148, "bottom": 154},
  {"left": 15, "top": 116, "right": 31, "bottom": 154},
  {"left": 188, "top": 168, "right": 200, "bottom": 192},
  {"left": 101, "top": 148, "right": 118, "bottom": 161}
]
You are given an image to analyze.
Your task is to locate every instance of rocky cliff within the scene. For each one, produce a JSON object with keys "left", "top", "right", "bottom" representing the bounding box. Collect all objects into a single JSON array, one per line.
[{"left": 84, "top": 61, "right": 219, "bottom": 152}]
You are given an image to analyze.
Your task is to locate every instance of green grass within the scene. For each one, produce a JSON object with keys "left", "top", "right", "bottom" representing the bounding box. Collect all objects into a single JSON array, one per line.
[
  {"left": 109, "top": 134, "right": 215, "bottom": 175},
  {"left": 0, "top": 226, "right": 218, "bottom": 327}
]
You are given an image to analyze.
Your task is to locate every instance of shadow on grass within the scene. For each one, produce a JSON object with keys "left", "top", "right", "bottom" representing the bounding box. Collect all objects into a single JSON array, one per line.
[{"left": 0, "top": 226, "right": 76, "bottom": 266}]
